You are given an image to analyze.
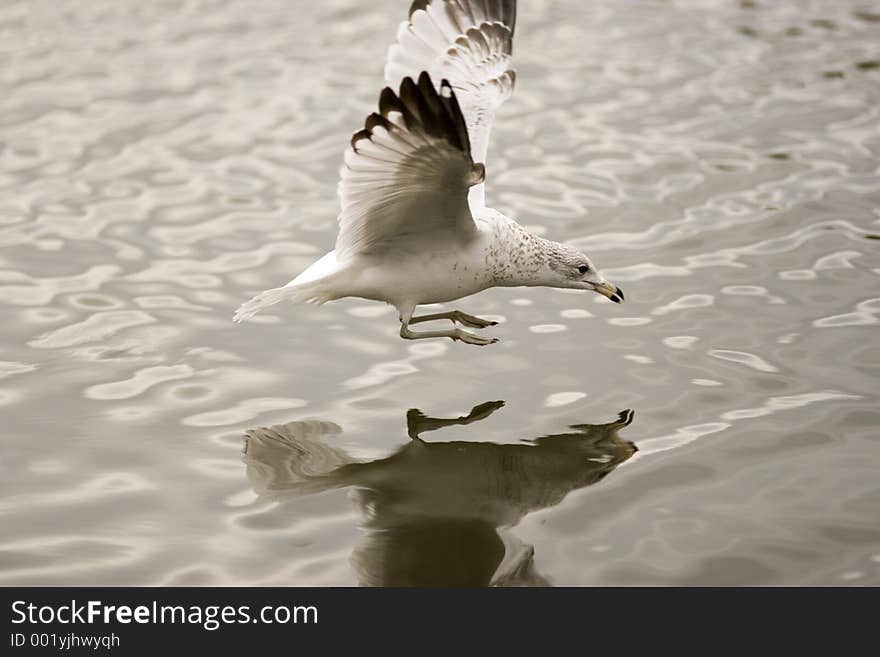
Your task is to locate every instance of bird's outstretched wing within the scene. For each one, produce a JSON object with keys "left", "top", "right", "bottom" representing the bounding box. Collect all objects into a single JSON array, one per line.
[
  {"left": 385, "top": 0, "right": 517, "bottom": 208},
  {"left": 336, "top": 72, "right": 485, "bottom": 260}
]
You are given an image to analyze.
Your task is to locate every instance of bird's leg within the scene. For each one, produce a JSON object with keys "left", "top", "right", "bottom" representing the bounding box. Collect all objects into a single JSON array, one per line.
[
  {"left": 399, "top": 323, "right": 497, "bottom": 346},
  {"left": 406, "top": 400, "right": 505, "bottom": 440},
  {"left": 409, "top": 310, "right": 498, "bottom": 329},
  {"left": 398, "top": 308, "right": 498, "bottom": 346}
]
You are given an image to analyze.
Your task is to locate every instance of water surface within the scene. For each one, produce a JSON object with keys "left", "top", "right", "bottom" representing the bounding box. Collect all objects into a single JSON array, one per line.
[{"left": 2, "top": 0, "right": 879, "bottom": 585}]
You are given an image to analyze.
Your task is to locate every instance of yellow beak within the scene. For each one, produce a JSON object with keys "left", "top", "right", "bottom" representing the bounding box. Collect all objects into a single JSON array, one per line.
[{"left": 593, "top": 281, "right": 624, "bottom": 304}]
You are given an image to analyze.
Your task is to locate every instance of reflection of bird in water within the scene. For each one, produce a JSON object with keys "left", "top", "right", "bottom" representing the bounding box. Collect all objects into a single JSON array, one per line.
[
  {"left": 234, "top": 0, "right": 624, "bottom": 346},
  {"left": 243, "top": 402, "right": 636, "bottom": 587}
]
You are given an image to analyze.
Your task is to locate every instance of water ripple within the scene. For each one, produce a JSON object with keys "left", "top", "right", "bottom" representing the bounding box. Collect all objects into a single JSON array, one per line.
[
  {"left": 708, "top": 349, "right": 780, "bottom": 373},
  {"left": 2, "top": 0, "right": 878, "bottom": 586},
  {"left": 183, "top": 397, "right": 309, "bottom": 427},
  {"left": 813, "top": 298, "right": 880, "bottom": 327},
  {"left": 28, "top": 311, "right": 156, "bottom": 348},
  {"left": 85, "top": 365, "right": 196, "bottom": 400}
]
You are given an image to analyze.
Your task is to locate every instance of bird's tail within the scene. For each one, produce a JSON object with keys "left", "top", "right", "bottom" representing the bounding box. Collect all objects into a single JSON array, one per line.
[{"left": 233, "top": 280, "right": 335, "bottom": 322}]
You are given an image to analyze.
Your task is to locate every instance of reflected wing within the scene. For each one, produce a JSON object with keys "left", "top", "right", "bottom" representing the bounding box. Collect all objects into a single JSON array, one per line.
[
  {"left": 385, "top": 0, "right": 517, "bottom": 207},
  {"left": 336, "top": 72, "right": 484, "bottom": 260},
  {"left": 243, "top": 420, "right": 351, "bottom": 495}
]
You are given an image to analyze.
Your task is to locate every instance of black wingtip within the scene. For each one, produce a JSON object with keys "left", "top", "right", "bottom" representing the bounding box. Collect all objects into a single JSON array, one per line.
[
  {"left": 365, "top": 112, "right": 391, "bottom": 133},
  {"left": 350, "top": 128, "right": 370, "bottom": 152},
  {"left": 357, "top": 70, "right": 474, "bottom": 165},
  {"left": 378, "top": 86, "right": 400, "bottom": 117},
  {"left": 408, "top": 0, "right": 430, "bottom": 18}
]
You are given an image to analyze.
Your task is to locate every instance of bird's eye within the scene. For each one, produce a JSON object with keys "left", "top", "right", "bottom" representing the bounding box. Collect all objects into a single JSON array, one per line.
[{"left": 577, "top": 265, "right": 590, "bottom": 274}]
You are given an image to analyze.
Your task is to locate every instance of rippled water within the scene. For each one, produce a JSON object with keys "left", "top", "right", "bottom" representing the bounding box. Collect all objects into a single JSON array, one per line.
[{"left": 2, "top": 0, "right": 879, "bottom": 586}]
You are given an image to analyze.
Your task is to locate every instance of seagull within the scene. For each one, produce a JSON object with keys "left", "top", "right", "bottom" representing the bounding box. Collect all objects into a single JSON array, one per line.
[{"left": 234, "top": 0, "right": 624, "bottom": 346}]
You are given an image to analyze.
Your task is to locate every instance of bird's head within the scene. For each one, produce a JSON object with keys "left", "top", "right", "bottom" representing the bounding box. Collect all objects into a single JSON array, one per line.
[{"left": 544, "top": 243, "right": 624, "bottom": 303}]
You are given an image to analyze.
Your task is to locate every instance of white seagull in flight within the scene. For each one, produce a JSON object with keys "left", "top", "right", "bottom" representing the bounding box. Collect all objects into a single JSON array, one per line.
[{"left": 235, "top": 0, "right": 624, "bottom": 346}]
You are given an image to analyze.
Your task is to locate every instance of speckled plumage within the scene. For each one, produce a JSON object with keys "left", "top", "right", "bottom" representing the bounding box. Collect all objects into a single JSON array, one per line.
[{"left": 235, "top": 0, "right": 623, "bottom": 345}]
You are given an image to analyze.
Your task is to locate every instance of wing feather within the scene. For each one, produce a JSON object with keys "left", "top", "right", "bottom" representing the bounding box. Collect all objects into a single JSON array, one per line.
[
  {"left": 385, "top": 0, "right": 517, "bottom": 209},
  {"left": 335, "top": 73, "right": 483, "bottom": 261}
]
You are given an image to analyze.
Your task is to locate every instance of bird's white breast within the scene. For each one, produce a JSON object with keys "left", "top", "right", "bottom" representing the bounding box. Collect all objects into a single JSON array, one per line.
[
  {"left": 348, "top": 237, "right": 496, "bottom": 307},
  {"left": 338, "top": 209, "right": 541, "bottom": 309}
]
